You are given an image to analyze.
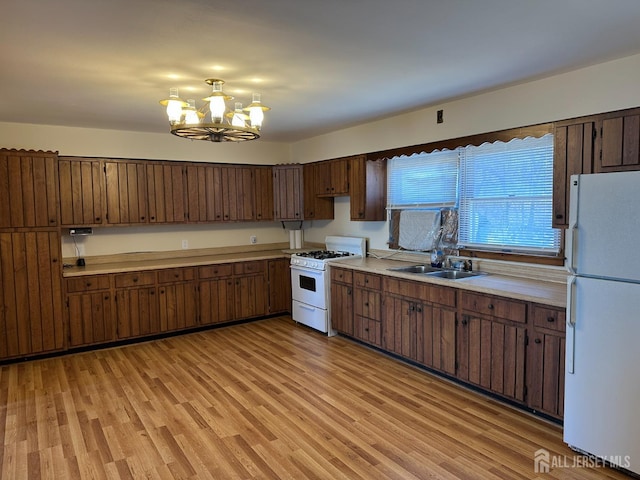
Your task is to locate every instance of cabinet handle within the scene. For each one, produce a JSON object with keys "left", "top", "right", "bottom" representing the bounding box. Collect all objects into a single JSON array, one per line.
[
  {"left": 364, "top": 302, "right": 369, "bottom": 307},
  {"left": 151, "top": 216, "right": 155, "bottom": 220},
  {"left": 555, "top": 214, "right": 564, "bottom": 219},
  {"left": 133, "top": 277, "right": 138, "bottom": 283},
  {"left": 86, "top": 282, "right": 92, "bottom": 287},
  {"left": 461, "top": 318, "right": 468, "bottom": 326},
  {"left": 347, "top": 288, "right": 352, "bottom": 295},
  {"left": 365, "top": 279, "right": 369, "bottom": 284},
  {"left": 547, "top": 316, "right": 555, "bottom": 323},
  {"left": 487, "top": 303, "right": 494, "bottom": 310},
  {"left": 96, "top": 217, "right": 101, "bottom": 222},
  {"left": 535, "top": 338, "right": 542, "bottom": 344},
  {"left": 364, "top": 327, "right": 369, "bottom": 332},
  {"left": 104, "top": 295, "right": 109, "bottom": 301},
  {"left": 175, "top": 273, "right": 180, "bottom": 278},
  {"left": 416, "top": 306, "right": 422, "bottom": 313}
]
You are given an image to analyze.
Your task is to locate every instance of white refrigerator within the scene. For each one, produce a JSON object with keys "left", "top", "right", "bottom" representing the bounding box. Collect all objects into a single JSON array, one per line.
[{"left": 564, "top": 171, "right": 640, "bottom": 475}]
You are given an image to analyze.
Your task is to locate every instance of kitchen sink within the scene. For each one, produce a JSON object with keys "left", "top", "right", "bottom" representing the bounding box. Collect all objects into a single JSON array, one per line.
[
  {"left": 425, "top": 269, "right": 486, "bottom": 280},
  {"left": 387, "top": 264, "right": 441, "bottom": 274},
  {"left": 387, "top": 264, "right": 487, "bottom": 280}
]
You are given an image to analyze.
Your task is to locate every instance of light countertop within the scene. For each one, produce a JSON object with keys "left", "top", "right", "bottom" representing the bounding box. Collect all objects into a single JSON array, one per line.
[{"left": 331, "top": 256, "right": 567, "bottom": 308}]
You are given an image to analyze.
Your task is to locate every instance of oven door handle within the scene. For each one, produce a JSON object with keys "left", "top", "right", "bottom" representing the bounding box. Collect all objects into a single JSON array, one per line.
[
  {"left": 290, "top": 265, "right": 323, "bottom": 276},
  {"left": 298, "top": 303, "right": 317, "bottom": 312}
]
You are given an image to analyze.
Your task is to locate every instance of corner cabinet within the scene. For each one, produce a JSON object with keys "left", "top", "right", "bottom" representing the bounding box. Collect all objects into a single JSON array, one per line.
[
  {"left": 303, "top": 163, "right": 334, "bottom": 220},
  {"left": 595, "top": 108, "right": 640, "bottom": 172}
]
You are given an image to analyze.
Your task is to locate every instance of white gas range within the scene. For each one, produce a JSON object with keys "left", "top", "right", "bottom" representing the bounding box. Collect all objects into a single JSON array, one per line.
[{"left": 290, "top": 235, "right": 366, "bottom": 335}]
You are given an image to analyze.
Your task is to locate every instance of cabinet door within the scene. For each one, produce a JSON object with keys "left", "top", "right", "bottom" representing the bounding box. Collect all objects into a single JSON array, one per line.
[
  {"left": 317, "top": 158, "right": 349, "bottom": 196},
  {"left": 147, "top": 163, "right": 186, "bottom": 223},
  {"left": 553, "top": 122, "right": 595, "bottom": 228},
  {"left": 418, "top": 305, "right": 457, "bottom": 375},
  {"left": 199, "top": 278, "right": 235, "bottom": 325},
  {"left": 105, "top": 161, "right": 149, "bottom": 224},
  {"left": 0, "top": 231, "right": 64, "bottom": 358},
  {"left": 235, "top": 274, "right": 268, "bottom": 319},
  {"left": 273, "top": 164, "right": 303, "bottom": 221},
  {"left": 353, "top": 316, "right": 382, "bottom": 347},
  {"left": 268, "top": 258, "right": 291, "bottom": 314},
  {"left": 185, "top": 164, "right": 208, "bottom": 223},
  {"left": 350, "top": 156, "right": 386, "bottom": 221},
  {"left": 115, "top": 287, "right": 159, "bottom": 338},
  {"left": 158, "top": 283, "right": 197, "bottom": 332},
  {"left": 303, "top": 163, "right": 334, "bottom": 220},
  {"left": 0, "top": 150, "right": 58, "bottom": 228},
  {"left": 67, "top": 291, "right": 114, "bottom": 346},
  {"left": 254, "top": 166, "right": 274, "bottom": 221},
  {"left": 527, "top": 304, "right": 566, "bottom": 419},
  {"left": 457, "top": 314, "right": 526, "bottom": 402},
  {"left": 59, "top": 157, "right": 105, "bottom": 226},
  {"left": 597, "top": 111, "right": 640, "bottom": 172},
  {"left": 330, "top": 282, "right": 353, "bottom": 335},
  {"left": 383, "top": 296, "right": 420, "bottom": 360}
]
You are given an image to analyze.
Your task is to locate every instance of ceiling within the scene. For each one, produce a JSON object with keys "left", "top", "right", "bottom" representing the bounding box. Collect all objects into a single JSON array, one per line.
[{"left": 3, "top": 0, "right": 640, "bottom": 143}]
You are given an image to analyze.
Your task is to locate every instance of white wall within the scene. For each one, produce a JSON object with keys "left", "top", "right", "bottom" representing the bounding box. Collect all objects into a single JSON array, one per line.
[
  {"left": 0, "top": 122, "right": 290, "bottom": 165},
  {"left": 298, "top": 53, "right": 640, "bottom": 249}
]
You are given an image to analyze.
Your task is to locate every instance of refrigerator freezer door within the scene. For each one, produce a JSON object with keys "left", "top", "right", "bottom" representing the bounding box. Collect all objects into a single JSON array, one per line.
[
  {"left": 569, "top": 171, "right": 640, "bottom": 282},
  {"left": 564, "top": 276, "right": 640, "bottom": 474}
]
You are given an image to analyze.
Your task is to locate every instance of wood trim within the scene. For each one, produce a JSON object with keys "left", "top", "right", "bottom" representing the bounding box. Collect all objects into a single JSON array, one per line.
[
  {"left": 462, "top": 248, "right": 565, "bottom": 267},
  {"left": 366, "top": 123, "right": 553, "bottom": 161}
]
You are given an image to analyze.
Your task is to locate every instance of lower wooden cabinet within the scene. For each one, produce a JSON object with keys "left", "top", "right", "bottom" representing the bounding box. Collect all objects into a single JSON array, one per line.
[
  {"left": 268, "top": 258, "right": 291, "bottom": 314},
  {"left": 330, "top": 267, "right": 354, "bottom": 335},
  {"left": 329, "top": 268, "right": 566, "bottom": 420},
  {"left": 526, "top": 304, "right": 566, "bottom": 419},
  {"left": 157, "top": 268, "right": 197, "bottom": 332},
  {"left": 66, "top": 275, "right": 114, "bottom": 346},
  {"left": 115, "top": 286, "right": 160, "bottom": 339},
  {"left": 457, "top": 292, "right": 527, "bottom": 402},
  {"left": 0, "top": 230, "right": 65, "bottom": 359}
]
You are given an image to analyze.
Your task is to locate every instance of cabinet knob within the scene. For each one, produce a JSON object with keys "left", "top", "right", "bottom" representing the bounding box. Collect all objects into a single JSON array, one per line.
[
  {"left": 461, "top": 318, "right": 468, "bottom": 326},
  {"left": 547, "top": 316, "right": 555, "bottom": 323},
  {"left": 86, "top": 282, "right": 92, "bottom": 287},
  {"left": 535, "top": 338, "right": 542, "bottom": 344},
  {"left": 364, "top": 302, "right": 369, "bottom": 307},
  {"left": 133, "top": 277, "right": 138, "bottom": 282},
  {"left": 487, "top": 303, "right": 494, "bottom": 310},
  {"left": 555, "top": 214, "right": 564, "bottom": 219},
  {"left": 96, "top": 217, "right": 101, "bottom": 222}
]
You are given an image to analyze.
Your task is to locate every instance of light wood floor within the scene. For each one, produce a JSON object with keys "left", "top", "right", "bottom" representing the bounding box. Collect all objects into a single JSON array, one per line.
[{"left": 0, "top": 316, "right": 631, "bottom": 479}]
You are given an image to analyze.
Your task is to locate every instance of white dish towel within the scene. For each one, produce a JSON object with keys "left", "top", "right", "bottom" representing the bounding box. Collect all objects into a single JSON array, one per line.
[{"left": 398, "top": 210, "right": 441, "bottom": 251}]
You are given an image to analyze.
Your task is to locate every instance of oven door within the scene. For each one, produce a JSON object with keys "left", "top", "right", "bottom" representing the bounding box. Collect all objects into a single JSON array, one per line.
[{"left": 290, "top": 265, "right": 327, "bottom": 309}]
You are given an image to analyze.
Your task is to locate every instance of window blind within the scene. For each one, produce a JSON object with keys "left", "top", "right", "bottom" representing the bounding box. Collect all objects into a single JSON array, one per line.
[
  {"left": 387, "top": 150, "right": 458, "bottom": 209},
  {"left": 458, "top": 134, "right": 561, "bottom": 254}
]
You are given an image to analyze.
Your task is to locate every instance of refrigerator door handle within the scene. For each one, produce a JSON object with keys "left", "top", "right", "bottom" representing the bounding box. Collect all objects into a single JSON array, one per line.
[
  {"left": 566, "top": 275, "right": 577, "bottom": 374},
  {"left": 567, "top": 223, "right": 578, "bottom": 275}
]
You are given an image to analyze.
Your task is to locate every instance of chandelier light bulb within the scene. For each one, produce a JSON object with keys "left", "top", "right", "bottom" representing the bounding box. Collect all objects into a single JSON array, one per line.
[
  {"left": 245, "top": 93, "right": 270, "bottom": 130},
  {"left": 231, "top": 102, "right": 247, "bottom": 127},
  {"left": 184, "top": 99, "right": 200, "bottom": 124},
  {"left": 165, "top": 88, "right": 185, "bottom": 124}
]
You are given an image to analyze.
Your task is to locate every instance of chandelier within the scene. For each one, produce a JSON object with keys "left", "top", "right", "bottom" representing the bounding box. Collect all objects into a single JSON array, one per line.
[{"left": 159, "top": 79, "right": 270, "bottom": 142}]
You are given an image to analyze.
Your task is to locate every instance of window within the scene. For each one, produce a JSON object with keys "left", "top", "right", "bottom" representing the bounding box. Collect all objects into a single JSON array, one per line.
[
  {"left": 387, "top": 150, "right": 458, "bottom": 209},
  {"left": 386, "top": 133, "right": 561, "bottom": 256},
  {"left": 459, "top": 134, "right": 560, "bottom": 254}
]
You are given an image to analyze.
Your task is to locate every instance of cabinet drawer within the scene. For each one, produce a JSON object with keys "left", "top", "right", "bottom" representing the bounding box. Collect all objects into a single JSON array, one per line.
[
  {"left": 354, "top": 272, "right": 381, "bottom": 290},
  {"left": 331, "top": 267, "right": 353, "bottom": 284},
  {"left": 233, "top": 260, "right": 265, "bottom": 275},
  {"left": 157, "top": 268, "right": 195, "bottom": 284},
  {"left": 384, "top": 277, "right": 429, "bottom": 300},
  {"left": 66, "top": 275, "right": 110, "bottom": 292},
  {"left": 532, "top": 305, "right": 566, "bottom": 333},
  {"left": 114, "top": 271, "right": 156, "bottom": 288},
  {"left": 460, "top": 292, "right": 527, "bottom": 323},
  {"left": 429, "top": 285, "right": 456, "bottom": 308},
  {"left": 198, "top": 264, "right": 233, "bottom": 279}
]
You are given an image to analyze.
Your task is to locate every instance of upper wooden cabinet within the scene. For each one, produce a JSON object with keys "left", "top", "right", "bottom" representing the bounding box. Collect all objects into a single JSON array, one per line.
[
  {"left": 553, "top": 107, "right": 640, "bottom": 228},
  {"left": 146, "top": 163, "right": 187, "bottom": 223},
  {"left": 0, "top": 149, "right": 59, "bottom": 228},
  {"left": 104, "top": 160, "right": 150, "bottom": 224},
  {"left": 350, "top": 156, "right": 386, "bottom": 221},
  {"left": 596, "top": 108, "right": 640, "bottom": 172},
  {"left": 59, "top": 157, "right": 105, "bottom": 226},
  {"left": 303, "top": 163, "right": 334, "bottom": 220},
  {"left": 273, "top": 164, "right": 303, "bottom": 221},
  {"left": 552, "top": 121, "right": 595, "bottom": 228},
  {"left": 254, "top": 166, "right": 274, "bottom": 222},
  {"left": 316, "top": 157, "right": 350, "bottom": 196}
]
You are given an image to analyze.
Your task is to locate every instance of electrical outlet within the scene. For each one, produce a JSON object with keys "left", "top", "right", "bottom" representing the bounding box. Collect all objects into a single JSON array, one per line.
[
  {"left": 437, "top": 109, "right": 444, "bottom": 124},
  {"left": 181, "top": 239, "right": 188, "bottom": 249},
  {"left": 250, "top": 235, "right": 257, "bottom": 244}
]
